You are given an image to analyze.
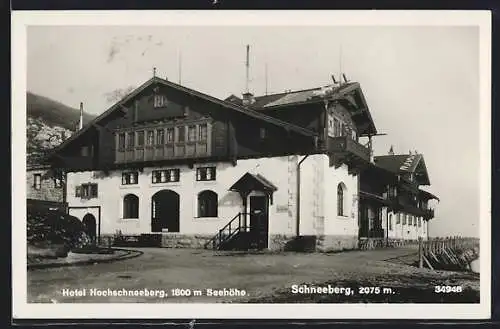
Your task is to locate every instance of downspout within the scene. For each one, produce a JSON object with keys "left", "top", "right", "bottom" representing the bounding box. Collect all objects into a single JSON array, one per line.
[
  {"left": 296, "top": 154, "right": 310, "bottom": 237},
  {"left": 385, "top": 208, "right": 389, "bottom": 246}
]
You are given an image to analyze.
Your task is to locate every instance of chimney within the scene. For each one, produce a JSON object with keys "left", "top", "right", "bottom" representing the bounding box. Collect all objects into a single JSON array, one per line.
[
  {"left": 78, "top": 102, "right": 84, "bottom": 131},
  {"left": 388, "top": 145, "right": 394, "bottom": 155},
  {"left": 242, "top": 92, "right": 255, "bottom": 106}
]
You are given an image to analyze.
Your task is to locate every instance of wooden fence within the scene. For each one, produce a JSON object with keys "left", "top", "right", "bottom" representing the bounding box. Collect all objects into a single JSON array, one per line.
[{"left": 418, "top": 236, "right": 479, "bottom": 271}]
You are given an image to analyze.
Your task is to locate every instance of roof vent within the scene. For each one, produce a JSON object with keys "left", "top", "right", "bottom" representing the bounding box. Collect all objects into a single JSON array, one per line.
[{"left": 242, "top": 92, "right": 255, "bottom": 106}]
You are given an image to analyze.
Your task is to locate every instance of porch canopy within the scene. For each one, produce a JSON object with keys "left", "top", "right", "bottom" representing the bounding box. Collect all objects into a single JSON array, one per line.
[{"left": 229, "top": 172, "right": 278, "bottom": 203}]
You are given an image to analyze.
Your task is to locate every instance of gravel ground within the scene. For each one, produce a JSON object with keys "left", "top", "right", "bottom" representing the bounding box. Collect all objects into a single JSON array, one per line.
[{"left": 27, "top": 248, "right": 479, "bottom": 304}]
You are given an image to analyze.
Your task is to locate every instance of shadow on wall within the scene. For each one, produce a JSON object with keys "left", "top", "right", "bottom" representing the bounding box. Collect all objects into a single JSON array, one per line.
[{"left": 284, "top": 236, "right": 317, "bottom": 252}]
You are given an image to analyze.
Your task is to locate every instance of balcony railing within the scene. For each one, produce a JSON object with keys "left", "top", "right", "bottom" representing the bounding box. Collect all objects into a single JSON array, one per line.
[
  {"left": 116, "top": 141, "right": 210, "bottom": 164},
  {"left": 328, "top": 136, "right": 371, "bottom": 163}
]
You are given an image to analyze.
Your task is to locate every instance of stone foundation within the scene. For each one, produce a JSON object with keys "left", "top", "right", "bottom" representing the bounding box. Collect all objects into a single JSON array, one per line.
[
  {"left": 99, "top": 232, "right": 359, "bottom": 252},
  {"left": 160, "top": 234, "right": 213, "bottom": 249},
  {"left": 316, "top": 235, "right": 359, "bottom": 252},
  {"left": 99, "top": 233, "right": 213, "bottom": 249}
]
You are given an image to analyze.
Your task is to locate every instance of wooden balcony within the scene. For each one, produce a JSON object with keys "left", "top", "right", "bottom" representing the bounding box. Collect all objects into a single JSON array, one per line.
[
  {"left": 423, "top": 208, "right": 435, "bottom": 220},
  {"left": 115, "top": 141, "right": 210, "bottom": 164},
  {"left": 328, "top": 136, "right": 371, "bottom": 169}
]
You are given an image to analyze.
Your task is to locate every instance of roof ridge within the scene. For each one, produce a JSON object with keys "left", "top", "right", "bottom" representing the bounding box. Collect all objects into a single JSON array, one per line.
[{"left": 254, "top": 86, "right": 324, "bottom": 99}]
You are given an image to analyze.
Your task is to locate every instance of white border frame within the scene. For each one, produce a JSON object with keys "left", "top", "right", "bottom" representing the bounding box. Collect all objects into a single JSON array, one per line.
[{"left": 12, "top": 10, "right": 491, "bottom": 320}]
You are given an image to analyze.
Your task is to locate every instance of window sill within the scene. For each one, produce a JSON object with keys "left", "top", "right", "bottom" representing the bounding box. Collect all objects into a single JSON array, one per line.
[
  {"left": 150, "top": 182, "right": 181, "bottom": 188},
  {"left": 121, "top": 218, "right": 139, "bottom": 221},
  {"left": 195, "top": 180, "right": 217, "bottom": 184},
  {"left": 337, "top": 215, "right": 350, "bottom": 219},
  {"left": 119, "top": 185, "right": 140, "bottom": 189},
  {"left": 194, "top": 216, "right": 220, "bottom": 221}
]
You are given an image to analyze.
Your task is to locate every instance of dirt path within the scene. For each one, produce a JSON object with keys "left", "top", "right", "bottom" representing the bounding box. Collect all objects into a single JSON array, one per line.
[{"left": 27, "top": 248, "right": 479, "bottom": 303}]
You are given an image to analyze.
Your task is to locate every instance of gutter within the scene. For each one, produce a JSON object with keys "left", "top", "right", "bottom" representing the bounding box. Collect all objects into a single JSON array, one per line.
[{"left": 296, "top": 155, "right": 310, "bottom": 237}]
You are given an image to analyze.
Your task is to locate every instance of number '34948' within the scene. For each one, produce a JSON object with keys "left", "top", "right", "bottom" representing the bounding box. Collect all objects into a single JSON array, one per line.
[{"left": 434, "top": 286, "right": 463, "bottom": 293}]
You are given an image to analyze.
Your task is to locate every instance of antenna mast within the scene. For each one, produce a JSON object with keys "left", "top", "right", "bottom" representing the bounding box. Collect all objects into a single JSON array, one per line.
[
  {"left": 245, "top": 45, "right": 250, "bottom": 93},
  {"left": 338, "top": 44, "right": 343, "bottom": 86},
  {"left": 178, "top": 50, "right": 182, "bottom": 85},
  {"left": 265, "top": 62, "right": 268, "bottom": 95}
]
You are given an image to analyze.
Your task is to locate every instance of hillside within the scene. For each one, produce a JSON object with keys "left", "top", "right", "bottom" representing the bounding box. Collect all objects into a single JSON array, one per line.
[
  {"left": 27, "top": 92, "right": 95, "bottom": 130},
  {"left": 26, "top": 92, "right": 97, "bottom": 164}
]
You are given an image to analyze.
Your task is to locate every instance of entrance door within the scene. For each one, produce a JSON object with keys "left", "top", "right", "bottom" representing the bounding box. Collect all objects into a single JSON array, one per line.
[
  {"left": 249, "top": 196, "right": 269, "bottom": 249},
  {"left": 82, "top": 213, "right": 97, "bottom": 245},
  {"left": 151, "top": 190, "right": 180, "bottom": 232}
]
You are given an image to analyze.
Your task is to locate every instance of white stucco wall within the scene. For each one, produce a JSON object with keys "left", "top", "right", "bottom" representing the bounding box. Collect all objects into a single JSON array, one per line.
[
  {"left": 66, "top": 156, "right": 301, "bottom": 237},
  {"left": 322, "top": 159, "right": 359, "bottom": 237},
  {"left": 386, "top": 210, "right": 427, "bottom": 240}
]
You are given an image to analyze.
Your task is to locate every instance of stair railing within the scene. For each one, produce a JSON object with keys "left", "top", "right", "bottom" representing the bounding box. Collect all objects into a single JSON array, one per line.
[{"left": 204, "top": 212, "right": 249, "bottom": 250}]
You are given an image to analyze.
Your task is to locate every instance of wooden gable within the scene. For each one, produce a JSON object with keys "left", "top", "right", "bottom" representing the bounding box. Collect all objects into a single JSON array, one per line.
[{"left": 49, "top": 77, "right": 320, "bottom": 171}]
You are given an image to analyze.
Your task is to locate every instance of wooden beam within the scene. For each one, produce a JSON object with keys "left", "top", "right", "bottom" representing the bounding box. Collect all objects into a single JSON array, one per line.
[
  {"left": 118, "top": 104, "right": 129, "bottom": 114},
  {"left": 344, "top": 95, "right": 358, "bottom": 108},
  {"left": 92, "top": 122, "right": 113, "bottom": 133}
]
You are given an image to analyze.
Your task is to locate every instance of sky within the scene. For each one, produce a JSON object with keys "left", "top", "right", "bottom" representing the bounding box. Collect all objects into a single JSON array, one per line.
[{"left": 27, "top": 25, "right": 481, "bottom": 238}]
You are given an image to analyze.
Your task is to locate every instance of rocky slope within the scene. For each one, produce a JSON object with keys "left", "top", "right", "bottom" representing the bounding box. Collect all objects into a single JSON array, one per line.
[{"left": 26, "top": 92, "right": 96, "bottom": 163}]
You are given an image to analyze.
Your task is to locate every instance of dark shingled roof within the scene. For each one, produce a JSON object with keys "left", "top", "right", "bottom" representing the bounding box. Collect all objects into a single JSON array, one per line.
[
  {"left": 374, "top": 154, "right": 423, "bottom": 173},
  {"left": 225, "top": 82, "right": 377, "bottom": 137},
  {"left": 226, "top": 83, "right": 358, "bottom": 110},
  {"left": 374, "top": 153, "right": 431, "bottom": 186}
]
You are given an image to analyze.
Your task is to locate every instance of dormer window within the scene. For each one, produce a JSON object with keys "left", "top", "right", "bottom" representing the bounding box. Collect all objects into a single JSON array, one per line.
[{"left": 154, "top": 94, "right": 167, "bottom": 108}]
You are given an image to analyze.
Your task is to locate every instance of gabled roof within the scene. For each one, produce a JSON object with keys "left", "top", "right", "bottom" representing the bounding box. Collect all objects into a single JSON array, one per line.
[
  {"left": 374, "top": 153, "right": 431, "bottom": 185},
  {"left": 225, "top": 82, "right": 377, "bottom": 136},
  {"left": 229, "top": 172, "right": 278, "bottom": 195},
  {"left": 418, "top": 189, "right": 440, "bottom": 202},
  {"left": 49, "top": 77, "right": 318, "bottom": 157}
]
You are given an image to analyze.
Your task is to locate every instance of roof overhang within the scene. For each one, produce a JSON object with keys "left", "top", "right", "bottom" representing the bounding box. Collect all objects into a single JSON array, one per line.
[
  {"left": 229, "top": 172, "right": 278, "bottom": 197},
  {"left": 418, "top": 189, "right": 440, "bottom": 202},
  {"left": 50, "top": 77, "right": 319, "bottom": 158}
]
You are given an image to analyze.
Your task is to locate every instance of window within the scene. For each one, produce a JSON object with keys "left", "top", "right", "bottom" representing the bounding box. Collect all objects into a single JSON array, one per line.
[
  {"left": 196, "top": 167, "right": 216, "bottom": 181},
  {"left": 414, "top": 216, "right": 418, "bottom": 226},
  {"left": 53, "top": 173, "right": 62, "bottom": 188},
  {"left": 333, "top": 118, "right": 341, "bottom": 137},
  {"left": 418, "top": 217, "right": 422, "bottom": 227},
  {"left": 198, "top": 190, "right": 218, "bottom": 217},
  {"left": 122, "top": 172, "right": 138, "bottom": 185},
  {"left": 388, "top": 186, "right": 397, "bottom": 198},
  {"left": 81, "top": 146, "right": 90, "bottom": 156},
  {"left": 79, "top": 183, "right": 98, "bottom": 199},
  {"left": 118, "top": 133, "right": 126, "bottom": 151},
  {"left": 152, "top": 169, "right": 180, "bottom": 183},
  {"left": 123, "top": 194, "right": 139, "bottom": 219},
  {"left": 177, "top": 126, "right": 185, "bottom": 142},
  {"left": 337, "top": 183, "right": 346, "bottom": 216},
  {"left": 388, "top": 214, "right": 393, "bottom": 231},
  {"left": 33, "top": 174, "right": 41, "bottom": 190},
  {"left": 402, "top": 214, "right": 407, "bottom": 225},
  {"left": 156, "top": 129, "right": 164, "bottom": 145},
  {"left": 137, "top": 131, "right": 144, "bottom": 147},
  {"left": 260, "top": 127, "right": 267, "bottom": 139},
  {"left": 351, "top": 129, "right": 357, "bottom": 141},
  {"left": 154, "top": 94, "right": 167, "bottom": 108},
  {"left": 198, "top": 124, "right": 208, "bottom": 141},
  {"left": 188, "top": 125, "right": 197, "bottom": 142},
  {"left": 127, "top": 132, "right": 135, "bottom": 150},
  {"left": 146, "top": 130, "right": 154, "bottom": 146},
  {"left": 166, "top": 128, "right": 174, "bottom": 143},
  {"left": 396, "top": 213, "right": 401, "bottom": 224},
  {"left": 408, "top": 216, "right": 412, "bottom": 226}
]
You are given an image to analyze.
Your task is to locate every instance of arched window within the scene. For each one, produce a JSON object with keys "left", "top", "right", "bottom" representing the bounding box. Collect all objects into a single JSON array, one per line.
[
  {"left": 123, "top": 194, "right": 139, "bottom": 219},
  {"left": 337, "top": 183, "right": 347, "bottom": 216},
  {"left": 198, "top": 190, "right": 218, "bottom": 217}
]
